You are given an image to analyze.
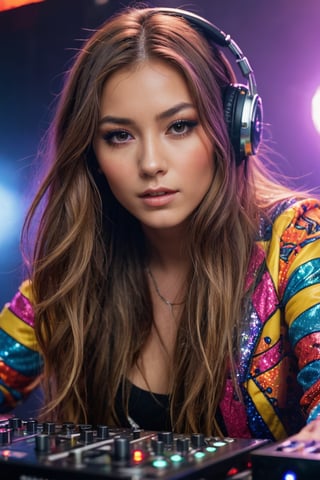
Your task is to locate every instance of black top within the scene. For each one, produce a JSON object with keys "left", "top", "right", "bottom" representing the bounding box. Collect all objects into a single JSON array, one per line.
[
  {"left": 115, "top": 383, "right": 171, "bottom": 431},
  {"left": 115, "top": 383, "right": 227, "bottom": 434}
]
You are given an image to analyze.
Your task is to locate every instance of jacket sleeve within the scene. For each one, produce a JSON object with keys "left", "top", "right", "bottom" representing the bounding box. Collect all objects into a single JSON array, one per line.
[
  {"left": 0, "top": 280, "right": 43, "bottom": 412},
  {"left": 280, "top": 201, "right": 320, "bottom": 423}
]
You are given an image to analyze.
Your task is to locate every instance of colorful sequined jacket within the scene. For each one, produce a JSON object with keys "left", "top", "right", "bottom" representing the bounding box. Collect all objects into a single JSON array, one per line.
[{"left": 0, "top": 199, "right": 320, "bottom": 440}]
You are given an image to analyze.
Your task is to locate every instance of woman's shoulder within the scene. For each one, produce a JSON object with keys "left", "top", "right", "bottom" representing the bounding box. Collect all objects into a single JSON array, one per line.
[
  {"left": 259, "top": 198, "right": 320, "bottom": 242},
  {"left": 0, "top": 280, "right": 34, "bottom": 329},
  {"left": 273, "top": 197, "right": 320, "bottom": 228},
  {"left": 271, "top": 198, "right": 320, "bottom": 246},
  {"left": 19, "top": 279, "right": 33, "bottom": 301}
]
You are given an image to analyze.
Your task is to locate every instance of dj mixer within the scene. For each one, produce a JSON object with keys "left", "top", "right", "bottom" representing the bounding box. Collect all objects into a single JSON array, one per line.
[
  {"left": 3, "top": 416, "right": 320, "bottom": 480},
  {"left": 251, "top": 436, "right": 320, "bottom": 479},
  {"left": 0, "top": 417, "right": 266, "bottom": 480}
]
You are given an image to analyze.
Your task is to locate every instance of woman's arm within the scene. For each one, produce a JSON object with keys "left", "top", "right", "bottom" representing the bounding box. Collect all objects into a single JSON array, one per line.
[{"left": 0, "top": 281, "right": 43, "bottom": 411}]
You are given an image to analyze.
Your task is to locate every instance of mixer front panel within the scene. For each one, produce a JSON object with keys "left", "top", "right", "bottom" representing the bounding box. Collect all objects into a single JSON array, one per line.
[{"left": 0, "top": 417, "right": 265, "bottom": 479}]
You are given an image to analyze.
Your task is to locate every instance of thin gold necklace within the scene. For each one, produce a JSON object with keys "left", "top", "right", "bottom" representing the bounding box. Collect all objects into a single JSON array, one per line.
[{"left": 147, "top": 267, "right": 185, "bottom": 315}]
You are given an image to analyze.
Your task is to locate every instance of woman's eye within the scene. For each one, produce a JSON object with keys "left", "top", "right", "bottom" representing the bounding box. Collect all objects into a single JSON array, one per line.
[
  {"left": 168, "top": 120, "right": 198, "bottom": 136},
  {"left": 103, "top": 130, "right": 133, "bottom": 145}
]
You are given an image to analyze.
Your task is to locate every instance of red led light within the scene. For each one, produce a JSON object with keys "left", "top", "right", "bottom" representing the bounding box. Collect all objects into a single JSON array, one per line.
[
  {"left": 132, "top": 449, "right": 144, "bottom": 463},
  {"left": 227, "top": 467, "right": 239, "bottom": 476}
]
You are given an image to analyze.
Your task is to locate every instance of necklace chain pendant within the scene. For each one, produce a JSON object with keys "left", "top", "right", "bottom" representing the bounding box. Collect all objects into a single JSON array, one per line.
[{"left": 147, "top": 267, "right": 184, "bottom": 313}]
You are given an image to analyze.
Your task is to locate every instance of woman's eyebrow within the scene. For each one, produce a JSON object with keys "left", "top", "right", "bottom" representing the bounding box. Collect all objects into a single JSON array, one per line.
[
  {"left": 156, "top": 102, "right": 195, "bottom": 121},
  {"left": 98, "top": 102, "right": 195, "bottom": 126}
]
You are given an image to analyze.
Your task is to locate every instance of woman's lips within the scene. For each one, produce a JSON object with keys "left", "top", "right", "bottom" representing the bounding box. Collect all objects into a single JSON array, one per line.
[{"left": 139, "top": 188, "right": 178, "bottom": 207}]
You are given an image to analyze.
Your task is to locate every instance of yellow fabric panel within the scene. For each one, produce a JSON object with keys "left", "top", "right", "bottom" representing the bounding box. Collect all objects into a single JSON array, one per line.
[
  {"left": 0, "top": 282, "right": 38, "bottom": 352},
  {"left": 19, "top": 279, "right": 33, "bottom": 301},
  {"left": 254, "top": 310, "right": 281, "bottom": 354},
  {"left": 263, "top": 207, "right": 295, "bottom": 287},
  {"left": 247, "top": 378, "right": 287, "bottom": 440}
]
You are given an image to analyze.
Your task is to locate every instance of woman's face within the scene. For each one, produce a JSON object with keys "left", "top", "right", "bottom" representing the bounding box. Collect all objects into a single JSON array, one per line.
[{"left": 94, "top": 59, "right": 214, "bottom": 234}]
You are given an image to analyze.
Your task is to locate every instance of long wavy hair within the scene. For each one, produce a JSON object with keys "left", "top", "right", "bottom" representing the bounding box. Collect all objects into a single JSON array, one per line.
[{"left": 23, "top": 7, "right": 299, "bottom": 435}]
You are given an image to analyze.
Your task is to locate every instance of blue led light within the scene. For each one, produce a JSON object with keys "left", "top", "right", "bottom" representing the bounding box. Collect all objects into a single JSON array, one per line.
[{"left": 283, "top": 471, "right": 297, "bottom": 480}]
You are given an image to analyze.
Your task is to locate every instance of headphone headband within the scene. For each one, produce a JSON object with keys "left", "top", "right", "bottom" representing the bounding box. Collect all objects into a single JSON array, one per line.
[{"left": 149, "top": 8, "right": 263, "bottom": 165}]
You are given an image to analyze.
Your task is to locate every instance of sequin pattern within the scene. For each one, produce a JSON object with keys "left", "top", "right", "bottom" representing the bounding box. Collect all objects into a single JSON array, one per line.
[
  {"left": 219, "top": 199, "right": 320, "bottom": 439},
  {"left": 0, "top": 282, "right": 42, "bottom": 411},
  {"left": 9, "top": 288, "right": 35, "bottom": 327}
]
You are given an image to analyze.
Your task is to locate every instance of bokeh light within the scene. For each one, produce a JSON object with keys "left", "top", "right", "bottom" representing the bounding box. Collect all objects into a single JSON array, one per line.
[
  {"left": 0, "top": 162, "right": 24, "bottom": 247},
  {"left": 311, "top": 86, "right": 320, "bottom": 134}
]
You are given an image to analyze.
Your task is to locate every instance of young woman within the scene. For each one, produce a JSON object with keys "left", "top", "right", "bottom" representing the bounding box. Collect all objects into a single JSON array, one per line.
[{"left": 0, "top": 6, "right": 320, "bottom": 441}]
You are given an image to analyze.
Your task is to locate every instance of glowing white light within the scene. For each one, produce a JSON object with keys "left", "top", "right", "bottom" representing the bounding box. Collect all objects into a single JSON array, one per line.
[
  {"left": 0, "top": 184, "right": 23, "bottom": 246},
  {"left": 283, "top": 472, "right": 297, "bottom": 480},
  {"left": 311, "top": 86, "right": 320, "bottom": 134}
]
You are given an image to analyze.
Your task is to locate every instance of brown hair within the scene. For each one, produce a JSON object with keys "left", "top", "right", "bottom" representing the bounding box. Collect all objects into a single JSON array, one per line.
[{"left": 23, "top": 7, "right": 298, "bottom": 435}]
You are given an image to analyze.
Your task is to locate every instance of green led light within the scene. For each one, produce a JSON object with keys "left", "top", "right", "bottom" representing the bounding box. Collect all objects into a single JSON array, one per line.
[
  {"left": 212, "top": 441, "right": 226, "bottom": 447},
  {"left": 194, "top": 451, "right": 206, "bottom": 459},
  {"left": 206, "top": 446, "right": 217, "bottom": 453},
  {"left": 152, "top": 459, "right": 168, "bottom": 469},
  {"left": 170, "top": 454, "right": 183, "bottom": 463}
]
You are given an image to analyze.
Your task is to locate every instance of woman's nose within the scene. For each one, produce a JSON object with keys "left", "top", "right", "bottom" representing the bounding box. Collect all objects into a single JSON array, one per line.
[{"left": 138, "top": 136, "right": 168, "bottom": 177}]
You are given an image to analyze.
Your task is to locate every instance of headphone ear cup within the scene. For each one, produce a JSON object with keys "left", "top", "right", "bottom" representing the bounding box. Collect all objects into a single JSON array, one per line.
[{"left": 223, "top": 84, "right": 247, "bottom": 166}]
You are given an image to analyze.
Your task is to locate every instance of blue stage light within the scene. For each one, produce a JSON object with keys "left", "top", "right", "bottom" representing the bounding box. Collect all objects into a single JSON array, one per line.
[{"left": 283, "top": 471, "right": 297, "bottom": 480}]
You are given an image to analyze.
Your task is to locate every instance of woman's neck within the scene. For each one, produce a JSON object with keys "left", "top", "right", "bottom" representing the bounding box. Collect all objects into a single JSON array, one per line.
[{"left": 143, "top": 224, "right": 190, "bottom": 271}]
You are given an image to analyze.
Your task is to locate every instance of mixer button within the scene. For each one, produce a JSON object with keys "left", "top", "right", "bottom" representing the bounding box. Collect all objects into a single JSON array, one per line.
[
  {"left": 61, "top": 422, "right": 76, "bottom": 436},
  {"left": 26, "top": 419, "right": 38, "bottom": 434},
  {"left": 35, "top": 434, "right": 50, "bottom": 452},
  {"left": 113, "top": 437, "right": 130, "bottom": 461},
  {"left": 9, "top": 417, "right": 22, "bottom": 430},
  {"left": 80, "top": 429, "right": 94, "bottom": 443},
  {"left": 191, "top": 433, "right": 205, "bottom": 448},
  {"left": 43, "top": 422, "right": 56, "bottom": 434},
  {"left": 132, "top": 428, "right": 143, "bottom": 439},
  {"left": 176, "top": 437, "right": 189, "bottom": 453},
  {"left": 78, "top": 423, "right": 92, "bottom": 431},
  {"left": 151, "top": 439, "right": 165, "bottom": 456},
  {"left": 0, "top": 428, "right": 13, "bottom": 445},
  {"left": 158, "top": 431, "right": 173, "bottom": 445},
  {"left": 96, "top": 424, "right": 109, "bottom": 439}
]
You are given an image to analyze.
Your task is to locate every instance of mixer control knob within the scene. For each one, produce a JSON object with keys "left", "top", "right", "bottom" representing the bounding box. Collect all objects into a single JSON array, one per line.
[
  {"left": 43, "top": 422, "right": 56, "bottom": 434},
  {"left": 9, "top": 417, "right": 22, "bottom": 430},
  {"left": 62, "top": 422, "right": 75, "bottom": 435},
  {"left": 26, "top": 419, "right": 38, "bottom": 434},
  {"left": 78, "top": 424, "right": 92, "bottom": 431},
  {"left": 97, "top": 425, "right": 109, "bottom": 439},
  {"left": 35, "top": 434, "right": 50, "bottom": 452},
  {"left": 0, "top": 428, "right": 13, "bottom": 445},
  {"left": 114, "top": 437, "right": 130, "bottom": 461},
  {"left": 176, "top": 437, "right": 189, "bottom": 453},
  {"left": 191, "top": 433, "right": 205, "bottom": 449},
  {"left": 158, "top": 431, "right": 173, "bottom": 445},
  {"left": 80, "top": 429, "right": 94, "bottom": 443},
  {"left": 152, "top": 439, "right": 165, "bottom": 456}
]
